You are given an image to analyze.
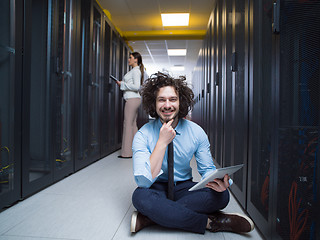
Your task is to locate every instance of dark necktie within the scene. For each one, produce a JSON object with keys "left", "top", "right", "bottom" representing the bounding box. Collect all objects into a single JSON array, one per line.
[{"left": 167, "top": 141, "right": 174, "bottom": 200}]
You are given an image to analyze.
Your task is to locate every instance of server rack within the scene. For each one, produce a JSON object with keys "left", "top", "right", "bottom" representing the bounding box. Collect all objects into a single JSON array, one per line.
[
  {"left": 21, "top": 0, "right": 55, "bottom": 197},
  {"left": 196, "top": 0, "right": 249, "bottom": 207},
  {"left": 51, "top": 0, "right": 76, "bottom": 182},
  {"left": 247, "top": 0, "right": 275, "bottom": 237},
  {"left": 0, "top": 0, "right": 23, "bottom": 209},
  {"left": 0, "top": 0, "right": 130, "bottom": 210},
  {"left": 100, "top": 15, "right": 112, "bottom": 156},
  {"left": 107, "top": 31, "right": 119, "bottom": 151},
  {"left": 272, "top": 1, "right": 319, "bottom": 239},
  {"left": 223, "top": 0, "right": 249, "bottom": 209},
  {"left": 192, "top": 0, "right": 320, "bottom": 239},
  {"left": 74, "top": 0, "right": 101, "bottom": 170}
]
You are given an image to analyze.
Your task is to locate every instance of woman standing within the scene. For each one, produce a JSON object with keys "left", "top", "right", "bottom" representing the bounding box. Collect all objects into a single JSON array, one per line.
[{"left": 116, "top": 52, "right": 144, "bottom": 158}]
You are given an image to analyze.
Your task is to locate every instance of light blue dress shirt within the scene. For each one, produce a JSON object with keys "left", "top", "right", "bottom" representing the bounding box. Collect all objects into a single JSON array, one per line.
[{"left": 132, "top": 118, "right": 217, "bottom": 188}]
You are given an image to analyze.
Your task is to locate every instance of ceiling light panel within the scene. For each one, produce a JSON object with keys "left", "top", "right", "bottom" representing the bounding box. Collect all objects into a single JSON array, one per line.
[
  {"left": 167, "top": 49, "right": 187, "bottom": 56},
  {"left": 161, "top": 13, "right": 189, "bottom": 26}
]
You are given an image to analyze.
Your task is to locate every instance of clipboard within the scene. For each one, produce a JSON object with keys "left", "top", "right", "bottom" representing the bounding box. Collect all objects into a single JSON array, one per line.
[{"left": 189, "top": 164, "right": 244, "bottom": 191}]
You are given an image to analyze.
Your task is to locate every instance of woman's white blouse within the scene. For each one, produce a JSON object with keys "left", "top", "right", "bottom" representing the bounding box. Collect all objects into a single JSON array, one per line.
[{"left": 120, "top": 66, "right": 141, "bottom": 100}]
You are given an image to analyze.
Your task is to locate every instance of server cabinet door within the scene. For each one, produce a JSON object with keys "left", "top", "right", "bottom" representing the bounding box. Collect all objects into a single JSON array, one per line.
[
  {"left": 22, "top": 0, "right": 54, "bottom": 197},
  {"left": 75, "top": 2, "right": 101, "bottom": 170},
  {"left": 201, "top": 51, "right": 206, "bottom": 130},
  {"left": 117, "top": 41, "right": 124, "bottom": 147},
  {"left": 222, "top": 0, "right": 233, "bottom": 171},
  {"left": 107, "top": 32, "right": 119, "bottom": 152},
  {"left": 51, "top": 0, "right": 75, "bottom": 180},
  {"left": 89, "top": 6, "right": 102, "bottom": 156},
  {"left": 221, "top": 0, "right": 249, "bottom": 207},
  {"left": 0, "top": 0, "right": 21, "bottom": 209},
  {"left": 213, "top": 1, "right": 223, "bottom": 167},
  {"left": 208, "top": 20, "right": 215, "bottom": 157},
  {"left": 204, "top": 34, "right": 210, "bottom": 136},
  {"left": 247, "top": 0, "right": 275, "bottom": 238},
  {"left": 225, "top": 0, "right": 249, "bottom": 207},
  {"left": 101, "top": 20, "right": 111, "bottom": 156},
  {"left": 274, "top": 1, "right": 320, "bottom": 239},
  {"left": 205, "top": 26, "right": 213, "bottom": 150}
]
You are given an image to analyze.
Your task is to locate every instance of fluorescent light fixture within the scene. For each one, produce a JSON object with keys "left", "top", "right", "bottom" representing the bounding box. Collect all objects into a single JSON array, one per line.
[
  {"left": 161, "top": 13, "right": 189, "bottom": 27},
  {"left": 167, "top": 49, "right": 187, "bottom": 56},
  {"left": 171, "top": 66, "right": 185, "bottom": 71}
]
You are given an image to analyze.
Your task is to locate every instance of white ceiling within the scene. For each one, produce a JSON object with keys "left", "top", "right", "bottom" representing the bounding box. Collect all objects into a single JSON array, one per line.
[
  {"left": 98, "top": 0, "right": 215, "bottom": 82},
  {"left": 128, "top": 39, "right": 203, "bottom": 81}
]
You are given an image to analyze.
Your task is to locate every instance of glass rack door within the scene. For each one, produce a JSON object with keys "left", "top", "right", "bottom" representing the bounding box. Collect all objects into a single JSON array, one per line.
[
  {"left": 247, "top": 0, "right": 274, "bottom": 238},
  {"left": 117, "top": 41, "right": 124, "bottom": 147},
  {"left": 225, "top": 0, "right": 248, "bottom": 207},
  {"left": 76, "top": 2, "right": 101, "bottom": 169},
  {"left": 0, "top": 0, "right": 21, "bottom": 208},
  {"left": 213, "top": 1, "right": 223, "bottom": 167},
  {"left": 52, "top": 0, "right": 75, "bottom": 179},
  {"left": 101, "top": 20, "right": 111, "bottom": 155},
  {"left": 22, "top": 0, "right": 53, "bottom": 196},
  {"left": 107, "top": 32, "right": 118, "bottom": 151},
  {"left": 89, "top": 6, "right": 101, "bottom": 158}
]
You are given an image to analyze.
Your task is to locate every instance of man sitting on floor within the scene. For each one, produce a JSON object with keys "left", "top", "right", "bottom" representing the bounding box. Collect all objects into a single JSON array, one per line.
[{"left": 130, "top": 72, "right": 254, "bottom": 234}]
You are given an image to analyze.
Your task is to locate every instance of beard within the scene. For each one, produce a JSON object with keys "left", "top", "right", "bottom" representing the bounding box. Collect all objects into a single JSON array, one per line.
[{"left": 159, "top": 113, "right": 178, "bottom": 123}]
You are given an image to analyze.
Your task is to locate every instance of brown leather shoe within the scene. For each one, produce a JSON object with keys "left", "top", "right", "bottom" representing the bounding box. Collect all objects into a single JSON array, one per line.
[
  {"left": 130, "top": 211, "right": 155, "bottom": 233},
  {"left": 118, "top": 155, "right": 132, "bottom": 159},
  {"left": 208, "top": 212, "right": 254, "bottom": 233}
]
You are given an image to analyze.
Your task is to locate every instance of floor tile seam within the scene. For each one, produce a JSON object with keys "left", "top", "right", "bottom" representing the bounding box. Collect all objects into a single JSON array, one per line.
[
  {"left": 0, "top": 212, "right": 32, "bottom": 236},
  {"left": 36, "top": 192, "right": 90, "bottom": 198},
  {"left": 2, "top": 232, "right": 82, "bottom": 240},
  {"left": 111, "top": 203, "right": 133, "bottom": 240},
  {"left": 68, "top": 155, "right": 119, "bottom": 177}
]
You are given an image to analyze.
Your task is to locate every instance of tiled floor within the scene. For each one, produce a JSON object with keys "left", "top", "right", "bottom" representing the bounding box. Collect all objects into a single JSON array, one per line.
[{"left": 0, "top": 150, "right": 264, "bottom": 240}]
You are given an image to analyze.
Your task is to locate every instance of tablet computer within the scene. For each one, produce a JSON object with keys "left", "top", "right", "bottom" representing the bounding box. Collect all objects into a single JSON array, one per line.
[
  {"left": 110, "top": 75, "right": 118, "bottom": 81},
  {"left": 188, "top": 164, "right": 244, "bottom": 191}
]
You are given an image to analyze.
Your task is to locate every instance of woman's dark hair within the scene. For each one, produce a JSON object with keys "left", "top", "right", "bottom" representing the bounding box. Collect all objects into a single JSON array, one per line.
[
  {"left": 140, "top": 72, "right": 194, "bottom": 119},
  {"left": 130, "top": 52, "right": 144, "bottom": 85}
]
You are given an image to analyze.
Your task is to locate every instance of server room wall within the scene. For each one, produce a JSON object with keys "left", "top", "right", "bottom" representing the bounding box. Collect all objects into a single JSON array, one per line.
[
  {"left": 192, "top": 0, "right": 320, "bottom": 239},
  {"left": 0, "top": 0, "right": 148, "bottom": 209}
]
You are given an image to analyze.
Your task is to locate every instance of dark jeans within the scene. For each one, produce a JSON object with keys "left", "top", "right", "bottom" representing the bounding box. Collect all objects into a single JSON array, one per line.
[{"left": 132, "top": 179, "right": 230, "bottom": 234}]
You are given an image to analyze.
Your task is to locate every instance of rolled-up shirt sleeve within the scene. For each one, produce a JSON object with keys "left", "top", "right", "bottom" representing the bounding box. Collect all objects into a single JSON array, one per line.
[
  {"left": 132, "top": 130, "right": 162, "bottom": 188},
  {"left": 194, "top": 128, "right": 217, "bottom": 180},
  {"left": 194, "top": 128, "right": 233, "bottom": 186}
]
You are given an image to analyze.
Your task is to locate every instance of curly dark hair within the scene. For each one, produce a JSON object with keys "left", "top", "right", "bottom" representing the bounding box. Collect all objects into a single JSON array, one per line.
[{"left": 140, "top": 72, "right": 194, "bottom": 119}]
